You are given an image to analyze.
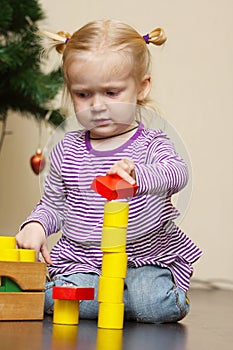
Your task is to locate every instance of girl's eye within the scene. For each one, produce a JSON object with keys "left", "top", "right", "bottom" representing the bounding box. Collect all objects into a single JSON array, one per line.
[
  {"left": 106, "top": 90, "right": 119, "bottom": 97},
  {"left": 76, "top": 92, "right": 90, "bottom": 98}
]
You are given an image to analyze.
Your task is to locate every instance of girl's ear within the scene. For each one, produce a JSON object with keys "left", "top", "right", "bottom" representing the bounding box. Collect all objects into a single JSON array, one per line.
[{"left": 137, "top": 75, "right": 152, "bottom": 101}]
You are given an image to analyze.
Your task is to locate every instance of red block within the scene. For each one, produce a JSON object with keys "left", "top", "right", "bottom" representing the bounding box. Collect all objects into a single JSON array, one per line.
[
  {"left": 91, "top": 174, "right": 138, "bottom": 200},
  {"left": 52, "top": 286, "right": 95, "bottom": 301}
]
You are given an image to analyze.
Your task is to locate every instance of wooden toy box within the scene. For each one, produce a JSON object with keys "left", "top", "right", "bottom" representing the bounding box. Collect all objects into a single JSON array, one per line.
[{"left": 0, "top": 261, "right": 46, "bottom": 320}]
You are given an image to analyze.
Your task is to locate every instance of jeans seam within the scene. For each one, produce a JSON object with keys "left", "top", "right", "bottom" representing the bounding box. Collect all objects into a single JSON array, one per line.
[{"left": 173, "top": 285, "right": 187, "bottom": 320}]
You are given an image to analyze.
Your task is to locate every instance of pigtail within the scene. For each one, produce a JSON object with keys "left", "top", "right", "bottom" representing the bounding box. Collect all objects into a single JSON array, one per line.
[
  {"left": 143, "top": 28, "right": 167, "bottom": 46},
  {"left": 38, "top": 29, "right": 71, "bottom": 54}
]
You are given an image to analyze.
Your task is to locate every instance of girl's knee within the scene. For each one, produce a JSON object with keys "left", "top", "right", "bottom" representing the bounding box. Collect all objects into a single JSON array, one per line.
[
  {"left": 126, "top": 288, "right": 189, "bottom": 323},
  {"left": 125, "top": 267, "right": 190, "bottom": 323}
]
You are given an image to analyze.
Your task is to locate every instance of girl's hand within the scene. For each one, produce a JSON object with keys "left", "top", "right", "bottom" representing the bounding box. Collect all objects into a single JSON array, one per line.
[
  {"left": 16, "top": 222, "right": 53, "bottom": 265},
  {"left": 107, "top": 158, "right": 136, "bottom": 185}
]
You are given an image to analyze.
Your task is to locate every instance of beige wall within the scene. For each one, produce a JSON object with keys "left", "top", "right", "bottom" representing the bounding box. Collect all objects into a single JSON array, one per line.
[{"left": 0, "top": 0, "right": 232, "bottom": 288}]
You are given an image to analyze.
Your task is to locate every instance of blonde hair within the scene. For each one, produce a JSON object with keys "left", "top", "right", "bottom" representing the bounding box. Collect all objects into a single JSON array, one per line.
[{"left": 40, "top": 20, "right": 166, "bottom": 107}]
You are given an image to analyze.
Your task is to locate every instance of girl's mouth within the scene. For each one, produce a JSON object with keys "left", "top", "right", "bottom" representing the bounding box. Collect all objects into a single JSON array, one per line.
[{"left": 93, "top": 119, "right": 112, "bottom": 127}]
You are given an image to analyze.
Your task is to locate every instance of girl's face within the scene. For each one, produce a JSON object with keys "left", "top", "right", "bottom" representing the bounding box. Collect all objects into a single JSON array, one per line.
[{"left": 66, "top": 52, "right": 150, "bottom": 138}]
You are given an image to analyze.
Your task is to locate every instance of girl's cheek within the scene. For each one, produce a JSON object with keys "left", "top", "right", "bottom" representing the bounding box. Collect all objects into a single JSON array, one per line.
[
  {"left": 74, "top": 103, "right": 89, "bottom": 118},
  {"left": 75, "top": 109, "right": 93, "bottom": 128}
]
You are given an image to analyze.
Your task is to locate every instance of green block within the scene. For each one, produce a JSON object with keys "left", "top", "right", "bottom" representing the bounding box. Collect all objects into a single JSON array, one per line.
[
  {"left": 0, "top": 279, "right": 5, "bottom": 292},
  {"left": 0, "top": 277, "right": 22, "bottom": 292}
]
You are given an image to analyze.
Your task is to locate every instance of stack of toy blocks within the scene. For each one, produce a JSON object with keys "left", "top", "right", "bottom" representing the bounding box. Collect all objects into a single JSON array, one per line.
[
  {"left": 0, "top": 236, "right": 46, "bottom": 320},
  {"left": 52, "top": 286, "right": 95, "bottom": 325},
  {"left": 92, "top": 174, "right": 138, "bottom": 329},
  {"left": 97, "top": 201, "right": 129, "bottom": 329}
]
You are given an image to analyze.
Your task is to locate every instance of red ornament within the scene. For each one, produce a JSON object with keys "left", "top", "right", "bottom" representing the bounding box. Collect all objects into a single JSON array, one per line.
[{"left": 30, "top": 149, "right": 46, "bottom": 175}]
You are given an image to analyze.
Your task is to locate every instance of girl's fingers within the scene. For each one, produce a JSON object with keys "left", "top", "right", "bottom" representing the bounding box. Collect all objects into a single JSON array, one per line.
[
  {"left": 107, "top": 159, "right": 136, "bottom": 185},
  {"left": 41, "top": 244, "right": 53, "bottom": 265}
]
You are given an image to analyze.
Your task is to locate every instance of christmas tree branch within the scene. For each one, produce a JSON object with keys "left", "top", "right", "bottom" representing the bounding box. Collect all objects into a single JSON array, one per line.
[{"left": 0, "top": 0, "right": 64, "bottom": 158}]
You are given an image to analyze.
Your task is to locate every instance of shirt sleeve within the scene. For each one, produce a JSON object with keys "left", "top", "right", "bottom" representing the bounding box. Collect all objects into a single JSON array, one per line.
[
  {"left": 134, "top": 133, "right": 189, "bottom": 196},
  {"left": 20, "top": 139, "right": 66, "bottom": 237}
]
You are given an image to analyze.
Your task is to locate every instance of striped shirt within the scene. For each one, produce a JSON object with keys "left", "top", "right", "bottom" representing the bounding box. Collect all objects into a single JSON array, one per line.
[{"left": 24, "top": 122, "right": 202, "bottom": 292}]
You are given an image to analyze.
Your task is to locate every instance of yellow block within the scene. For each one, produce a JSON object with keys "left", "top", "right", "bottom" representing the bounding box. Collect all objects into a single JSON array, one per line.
[
  {"left": 98, "top": 303, "right": 124, "bottom": 329},
  {"left": 19, "top": 249, "right": 36, "bottom": 262},
  {"left": 0, "top": 237, "right": 17, "bottom": 285},
  {"left": 0, "top": 236, "right": 16, "bottom": 249},
  {"left": 101, "top": 253, "right": 128, "bottom": 278},
  {"left": 98, "top": 276, "right": 124, "bottom": 303},
  {"left": 0, "top": 249, "right": 19, "bottom": 261},
  {"left": 103, "top": 202, "right": 129, "bottom": 228},
  {"left": 53, "top": 299, "right": 80, "bottom": 325},
  {"left": 96, "top": 328, "right": 123, "bottom": 350},
  {"left": 101, "top": 226, "right": 126, "bottom": 252}
]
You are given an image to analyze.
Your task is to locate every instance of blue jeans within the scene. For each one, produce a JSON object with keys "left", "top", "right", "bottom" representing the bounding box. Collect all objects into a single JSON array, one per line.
[{"left": 45, "top": 265, "right": 190, "bottom": 323}]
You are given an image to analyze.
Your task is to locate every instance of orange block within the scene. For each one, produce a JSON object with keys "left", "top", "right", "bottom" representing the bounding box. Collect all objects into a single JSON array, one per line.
[
  {"left": 91, "top": 174, "right": 138, "bottom": 200},
  {"left": 52, "top": 286, "right": 95, "bottom": 300}
]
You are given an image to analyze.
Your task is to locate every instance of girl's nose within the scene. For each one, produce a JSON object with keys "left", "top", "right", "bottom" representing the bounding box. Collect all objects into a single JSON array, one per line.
[{"left": 90, "top": 94, "right": 106, "bottom": 112}]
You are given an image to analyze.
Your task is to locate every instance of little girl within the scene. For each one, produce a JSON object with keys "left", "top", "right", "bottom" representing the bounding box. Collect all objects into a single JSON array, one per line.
[{"left": 16, "top": 19, "right": 202, "bottom": 323}]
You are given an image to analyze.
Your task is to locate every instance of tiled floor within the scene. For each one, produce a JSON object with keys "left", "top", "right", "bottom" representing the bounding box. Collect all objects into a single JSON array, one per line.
[{"left": 1, "top": 289, "right": 233, "bottom": 350}]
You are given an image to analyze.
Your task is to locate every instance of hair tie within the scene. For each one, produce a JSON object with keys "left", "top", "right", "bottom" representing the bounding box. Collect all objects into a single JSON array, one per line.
[
  {"left": 143, "top": 33, "right": 150, "bottom": 44},
  {"left": 65, "top": 37, "right": 70, "bottom": 44}
]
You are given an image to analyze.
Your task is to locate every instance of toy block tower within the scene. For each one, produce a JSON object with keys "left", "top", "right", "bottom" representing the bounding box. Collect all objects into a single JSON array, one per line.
[
  {"left": 91, "top": 174, "right": 138, "bottom": 329},
  {"left": 98, "top": 201, "right": 129, "bottom": 329},
  {"left": 0, "top": 236, "right": 46, "bottom": 320}
]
